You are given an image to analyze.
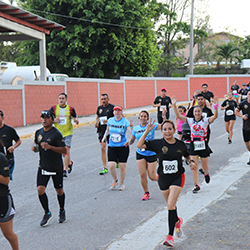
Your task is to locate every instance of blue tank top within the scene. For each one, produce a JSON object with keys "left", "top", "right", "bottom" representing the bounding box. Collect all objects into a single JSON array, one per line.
[{"left": 107, "top": 117, "right": 130, "bottom": 147}]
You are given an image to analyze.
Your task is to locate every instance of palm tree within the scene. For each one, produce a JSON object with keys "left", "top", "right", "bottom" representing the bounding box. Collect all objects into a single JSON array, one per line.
[{"left": 216, "top": 43, "right": 239, "bottom": 65}]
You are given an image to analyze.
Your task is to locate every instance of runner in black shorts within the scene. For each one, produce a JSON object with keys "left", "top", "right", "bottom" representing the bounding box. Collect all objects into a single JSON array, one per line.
[
  {"left": 137, "top": 119, "right": 196, "bottom": 247},
  {"left": 173, "top": 96, "right": 218, "bottom": 193},
  {"left": 235, "top": 91, "right": 250, "bottom": 164},
  {"left": 32, "top": 110, "right": 67, "bottom": 227},
  {"left": 221, "top": 92, "right": 237, "bottom": 144},
  {"left": 0, "top": 142, "right": 19, "bottom": 250},
  {"left": 95, "top": 93, "right": 114, "bottom": 175}
]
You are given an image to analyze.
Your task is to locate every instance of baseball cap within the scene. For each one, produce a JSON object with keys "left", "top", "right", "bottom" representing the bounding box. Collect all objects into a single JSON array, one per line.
[
  {"left": 41, "top": 110, "right": 55, "bottom": 120},
  {"left": 161, "top": 88, "right": 167, "bottom": 92},
  {"left": 243, "top": 83, "right": 246, "bottom": 86},
  {"left": 113, "top": 106, "right": 123, "bottom": 111},
  {"left": 0, "top": 110, "right": 3, "bottom": 117}
]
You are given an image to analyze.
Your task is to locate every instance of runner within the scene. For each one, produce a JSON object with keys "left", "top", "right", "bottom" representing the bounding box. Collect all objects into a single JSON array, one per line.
[
  {"left": 32, "top": 110, "right": 67, "bottom": 226},
  {"left": 0, "top": 110, "right": 21, "bottom": 180},
  {"left": 173, "top": 96, "right": 218, "bottom": 193},
  {"left": 187, "top": 90, "right": 211, "bottom": 110},
  {"left": 137, "top": 119, "right": 196, "bottom": 247},
  {"left": 129, "top": 110, "right": 166, "bottom": 200},
  {"left": 201, "top": 83, "right": 214, "bottom": 104},
  {"left": 0, "top": 142, "right": 19, "bottom": 250},
  {"left": 221, "top": 92, "right": 237, "bottom": 144},
  {"left": 175, "top": 106, "right": 186, "bottom": 140},
  {"left": 153, "top": 88, "right": 172, "bottom": 123},
  {"left": 239, "top": 83, "right": 249, "bottom": 103},
  {"left": 231, "top": 80, "right": 240, "bottom": 104},
  {"left": 102, "top": 106, "right": 132, "bottom": 191},
  {"left": 95, "top": 93, "right": 114, "bottom": 175},
  {"left": 235, "top": 91, "right": 250, "bottom": 164},
  {"left": 50, "top": 93, "right": 79, "bottom": 177}
]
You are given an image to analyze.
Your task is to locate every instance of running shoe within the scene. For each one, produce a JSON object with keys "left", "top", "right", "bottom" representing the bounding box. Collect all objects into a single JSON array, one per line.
[
  {"left": 142, "top": 193, "right": 150, "bottom": 201},
  {"left": 110, "top": 180, "right": 119, "bottom": 190},
  {"left": 228, "top": 139, "right": 232, "bottom": 144},
  {"left": 163, "top": 235, "right": 174, "bottom": 247},
  {"left": 63, "top": 170, "right": 67, "bottom": 178},
  {"left": 192, "top": 185, "right": 200, "bottom": 193},
  {"left": 116, "top": 163, "right": 119, "bottom": 169},
  {"left": 118, "top": 184, "right": 125, "bottom": 191},
  {"left": 68, "top": 161, "right": 73, "bottom": 174},
  {"left": 99, "top": 168, "right": 108, "bottom": 175},
  {"left": 199, "top": 168, "right": 204, "bottom": 174},
  {"left": 205, "top": 174, "right": 210, "bottom": 183},
  {"left": 175, "top": 217, "right": 183, "bottom": 238},
  {"left": 247, "top": 159, "right": 250, "bottom": 165},
  {"left": 59, "top": 210, "right": 66, "bottom": 223},
  {"left": 40, "top": 212, "right": 52, "bottom": 227}
]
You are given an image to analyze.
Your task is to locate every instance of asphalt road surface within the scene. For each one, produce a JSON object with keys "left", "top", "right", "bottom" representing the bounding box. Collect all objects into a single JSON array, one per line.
[{"left": 1, "top": 106, "right": 248, "bottom": 250}]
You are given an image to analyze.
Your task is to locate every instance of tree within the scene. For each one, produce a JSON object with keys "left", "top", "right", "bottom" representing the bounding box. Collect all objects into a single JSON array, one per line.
[
  {"left": 0, "top": 41, "right": 22, "bottom": 62},
  {"left": 16, "top": 0, "right": 162, "bottom": 78},
  {"left": 216, "top": 43, "right": 239, "bottom": 64}
]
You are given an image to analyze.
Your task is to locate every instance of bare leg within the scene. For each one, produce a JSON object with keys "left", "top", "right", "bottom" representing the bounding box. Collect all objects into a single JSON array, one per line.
[
  {"left": 108, "top": 161, "right": 118, "bottom": 182},
  {"left": 64, "top": 146, "right": 70, "bottom": 171},
  {"left": 228, "top": 120, "right": 235, "bottom": 140},
  {"left": 137, "top": 159, "right": 148, "bottom": 192},
  {"left": 100, "top": 142, "right": 107, "bottom": 168},
  {"left": 147, "top": 161, "right": 158, "bottom": 181},
  {"left": 191, "top": 155, "right": 199, "bottom": 186},
  {"left": 119, "top": 163, "right": 127, "bottom": 185},
  {"left": 200, "top": 157, "right": 209, "bottom": 175}
]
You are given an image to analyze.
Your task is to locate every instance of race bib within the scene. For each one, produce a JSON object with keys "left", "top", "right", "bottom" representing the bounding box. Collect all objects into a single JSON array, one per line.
[
  {"left": 242, "top": 95, "right": 247, "bottom": 99},
  {"left": 194, "top": 141, "right": 205, "bottom": 151},
  {"left": 110, "top": 134, "right": 121, "bottom": 143},
  {"left": 58, "top": 117, "right": 67, "bottom": 125},
  {"left": 140, "top": 148, "right": 145, "bottom": 152},
  {"left": 160, "top": 105, "right": 166, "bottom": 111},
  {"left": 162, "top": 160, "right": 178, "bottom": 174},
  {"left": 233, "top": 90, "right": 237, "bottom": 94},
  {"left": 202, "top": 112, "right": 207, "bottom": 118},
  {"left": 99, "top": 116, "right": 107, "bottom": 125},
  {"left": 41, "top": 169, "right": 57, "bottom": 175},
  {"left": 226, "top": 110, "right": 234, "bottom": 116}
]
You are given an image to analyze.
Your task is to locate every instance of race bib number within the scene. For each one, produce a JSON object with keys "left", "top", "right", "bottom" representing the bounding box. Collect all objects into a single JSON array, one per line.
[
  {"left": 242, "top": 95, "right": 247, "bottom": 99},
  {"left": 194, "top": 141, "right": 205, "bottom": 151},
  {"left": 233, "top": 90, "right": 237, "bottom": 94},
  {"left": 160, "top": 105, "right": 166, "bottom": 111},
  {"left": 41, "top": 169, "right": 56, "bottom": 175},
  {"left": 162, "top": 160, "right": 178, "bottom": 174},
  {"left": 110, "top": 134, "right": 121, "bottom": 143},
  {"left": 202, "top": 112, "right": 207, "bottom": 118},
  {"left": 99, "top": 116, "right": 107, "bottom": 125},
  {"left": 226, "top": 110, "right": 234, "bottom": 116},
  {"left": 58, "top": 117, "right": 67, "bottom": 125}
]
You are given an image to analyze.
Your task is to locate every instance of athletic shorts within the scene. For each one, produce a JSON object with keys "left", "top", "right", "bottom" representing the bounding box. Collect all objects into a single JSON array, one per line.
[
  {"left": 108, "top": 146, "right": 129, "bottom": 163},
  {"left": 158, "top": 173, "right": 185, "bottom": 191},
  {"left": 37, "top": 168, "right": 63, "bottom": 189},
  {"left": 177, "top": 131, "right": 182, "bottom": 135},
  {"left": 0, "top": 194, "right": 15, "bottom": 223},
  {"left": 189, "top": 141, "right": 212, "bottom": 158},
  {"left": 98, "top": 132, "right": 110, "bottom": 143},
  {"left": 243, "top": 129, "right": 250, "bottom": 143},
  {"left": 224, "top": 115, "right": 236, "bottom": 122},
  {"left": 63, "top": 135, "right": 73, "bottom": 147},
  {"left": 136, "top": 152, "right": 157, "bottom": 163}
]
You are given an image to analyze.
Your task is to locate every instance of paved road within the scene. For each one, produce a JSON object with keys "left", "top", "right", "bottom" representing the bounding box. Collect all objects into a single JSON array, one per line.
[{"left": 1, "top": 105, "right": 249, "bottom": 250}]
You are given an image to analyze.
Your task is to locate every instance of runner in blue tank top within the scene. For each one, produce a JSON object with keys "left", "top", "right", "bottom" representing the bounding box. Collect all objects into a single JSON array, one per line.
[
  {"left": 129, "top": 110, "right": 166, "bottom": 200},
  {"left": 102, "top": 106, "right": 132, "bottom": 191}
]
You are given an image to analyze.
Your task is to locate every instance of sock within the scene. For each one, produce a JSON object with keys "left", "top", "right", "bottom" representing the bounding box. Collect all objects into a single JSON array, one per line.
[
  {"left": 168, "top": 209, "right": 178, "bottom": 236},
  {"left": 39, "top": 193, "right": 49, "bottom": 213},
  {"left": 57, "top": 193, "right": 65, "bottom": 211}
]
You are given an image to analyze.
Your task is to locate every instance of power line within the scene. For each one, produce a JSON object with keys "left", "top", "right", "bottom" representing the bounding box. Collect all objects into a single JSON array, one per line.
[{"left": 24, "top": 8, "right": 152, "bottom": 31}]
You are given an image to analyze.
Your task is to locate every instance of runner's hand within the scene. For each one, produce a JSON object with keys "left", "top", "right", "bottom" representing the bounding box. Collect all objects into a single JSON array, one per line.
[
  {"left": 54, "top": 117, "right": 60, "bottom": 123},
  {"left": 7, "top": 146, "right": 14, "bottom": 153},
  {"left": 146, "top": 118, "right": 156, "bottom": 132},
  {"left": 41, "top": 142, "right": 50, "bottom": 150},
  {"left": 213, "top": 97, "right": 219, "bottom": 104},
  {"left": 171, "top": 96, "right": 177, "bottom": 105},
  {"left": 189, "top": 161, "right": 196, "bottom": 171},
  {"left": 124, "top": 141, "right": 130, "bottom": 147}
]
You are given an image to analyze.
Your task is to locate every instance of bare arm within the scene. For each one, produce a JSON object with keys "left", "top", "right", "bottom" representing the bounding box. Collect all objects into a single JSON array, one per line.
[
  {"left": 137, "top": 119, "right": 156, "bottom": 149},
  {"left": 0, "top": 175, "right": 9, "bottom": 186},
  {"left": 235, "top": 108, "right": 248, "bottom": 120},
  {"left": 172, "top": 96, "right": 187, "bottom": 123},
  {"left": 208, "top": 97, "right": 218, "bottom": 124},
  {"left": 7, "top": 139, "right": 21, "bottom": 153},
  {"left": 40, "top": 142, "right": 67, "bottom": 154},
  {"left": 101, "top": 126, "right": 109, "bottom": 143}
]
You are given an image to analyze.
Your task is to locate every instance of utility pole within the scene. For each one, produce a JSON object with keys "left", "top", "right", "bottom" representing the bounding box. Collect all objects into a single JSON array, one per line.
[{"left": 189, "top": 0, "right": 194, "bottom": 75}]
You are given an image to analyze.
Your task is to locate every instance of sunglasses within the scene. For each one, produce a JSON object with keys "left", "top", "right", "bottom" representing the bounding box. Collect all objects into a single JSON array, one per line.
[{"left": 41, "top": 110, "right": 53, "bottom": 118}]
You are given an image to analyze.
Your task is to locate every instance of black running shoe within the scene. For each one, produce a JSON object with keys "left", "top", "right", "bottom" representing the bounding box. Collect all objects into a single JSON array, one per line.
[
  {"left": 59, "top": 210, "right": 66, "bottom": 223},
  {"left": 40, "top": 212, "right": 52, "bottom": 227},
  {"left": 247, "top": 159, "right": 250, "bottom": 165},
  {"left": 205, "top": 174, "right": 210, "bottom": 183},
  {"left": 192, "top": 185, "right": 200, "bottom": 193},
  {"left": 199, "top": 168, "right": 204, "bottom": 174},
  {"left": 63, "top": 170, "right": 67, "bottom": 178},
  {"left": 228, "top": 139, "right": 232, "bottom": 144},
  {"left": 68, "top": 161, "right": 73, "bottom": 174}
]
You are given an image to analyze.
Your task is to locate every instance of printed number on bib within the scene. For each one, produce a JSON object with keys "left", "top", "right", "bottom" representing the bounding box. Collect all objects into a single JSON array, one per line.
[
  {"left": 41, "top": 169, "right": 57, "bottom": 175},
  {"left": 111, "top": 134, "right": 121, "bottom": 143},
  {"left": 194, "top": 141, "right": 205, "bottom": 151},
  {"left": 99, "top": 116, "right": 107, "bottom": 125},
  {"left": 58, "top": 117, "right": 67, "bottom": 125},
  {"left": 160, "top": 105, "right": 166, "bottom": 111},
  {"left": 202, "top": 112, "right": 207, "bottom": 118},
  {"left": 162, "top": 160, "right": 178, "bottom": 174},
  {"left": 226, "top": 110, "right": 234, "bottom": 116}
]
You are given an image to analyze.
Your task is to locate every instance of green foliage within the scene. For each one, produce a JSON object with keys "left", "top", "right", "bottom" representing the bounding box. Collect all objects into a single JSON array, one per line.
[
  {"left": 236, "top": 35, "right": 250, "bottom": 62},
  {"left": 216, "top": 43, "right": 239, "bottom": 64},
  {"left": 0, "top": 42, "right": 22, "bottom": 62},
  {"left": 16, "top": 0, "right": 161, "bottom": 78}
]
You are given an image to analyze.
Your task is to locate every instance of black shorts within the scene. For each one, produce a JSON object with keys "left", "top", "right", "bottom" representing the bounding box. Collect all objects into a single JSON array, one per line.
[
  {"left": 157, "top": 112, "right": 170, "bottom": 123},
  {"left": 224, "top": 115, "right": 236, "bottom": 122},
  {"left": 243, "top": 129, "right": 250, "bottom": 143},
  {"left": 108, "top": 146, "right": 129, "bottom": 163},
  {"left": 0, "top": 194, "right": 15, "bottom": 222},
  {"left": 177, "top": 131, "right": 182, "bottom": 135},
  {"left": 37, "top": 168, "right": 63, "bottom": 189},
  {"left": 98, "top": 131, "right": 110, "bottom": 143},
  {"left": 189, "top": 141, "right": 212, "bottom": 158},
  {"left": 136, "top": 152, "right": 157, "bottom": 163},
  {"left": 158, "top": 173, "right": 185, "bottom": 191}
]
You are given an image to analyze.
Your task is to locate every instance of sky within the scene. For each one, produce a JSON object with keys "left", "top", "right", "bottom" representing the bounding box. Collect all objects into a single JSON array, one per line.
[{"left": 209, "top": 0, "right": 250, "bottom": 37}]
